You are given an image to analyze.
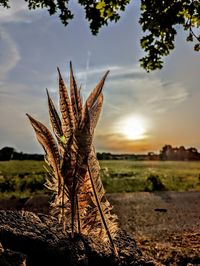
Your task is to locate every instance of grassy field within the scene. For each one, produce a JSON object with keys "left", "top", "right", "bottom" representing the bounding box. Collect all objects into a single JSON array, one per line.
[
  {"left": 0, "top": 160, "right": 200, "bottom": 198},
  {"left": 100, "top": 160, "right": 200, "bottom": 192}
]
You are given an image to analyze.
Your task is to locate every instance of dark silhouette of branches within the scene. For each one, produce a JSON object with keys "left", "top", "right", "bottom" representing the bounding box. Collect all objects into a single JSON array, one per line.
[{"left": 0, "top": 0, "right": 199, "bottom": 71}]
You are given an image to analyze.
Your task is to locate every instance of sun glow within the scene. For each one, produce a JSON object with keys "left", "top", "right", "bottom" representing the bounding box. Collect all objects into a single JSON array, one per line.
[{"left": 121, "top": 116, "right": 148, "bottom": 140}]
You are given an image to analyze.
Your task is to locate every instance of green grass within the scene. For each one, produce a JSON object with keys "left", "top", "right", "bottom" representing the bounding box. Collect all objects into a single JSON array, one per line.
[
  {"left": 0, "top": 160, "right": 200, "bottom": 198},
  {"left": 99, "top": 160, "right": 200, "bottom": 192},
  {"left": 0, "top": 160, "right": 45, "bottom": 175},
  {"left": 0, "top": 160, "right": 47, "bottom": 198}
]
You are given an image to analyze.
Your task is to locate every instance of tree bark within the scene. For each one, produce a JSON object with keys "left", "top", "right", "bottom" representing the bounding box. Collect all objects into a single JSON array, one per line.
[{"left": 0, "top": 210, "right": 157, "bottom": 266}]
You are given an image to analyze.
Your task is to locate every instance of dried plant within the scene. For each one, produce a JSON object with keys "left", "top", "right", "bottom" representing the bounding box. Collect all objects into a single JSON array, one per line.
[{"left": 26, "top": 62, "right": 119, "bottom": 256}]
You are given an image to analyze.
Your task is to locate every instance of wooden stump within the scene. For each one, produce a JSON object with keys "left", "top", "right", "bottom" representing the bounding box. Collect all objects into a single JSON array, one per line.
[{"left": 0, "top": 210, "right": 157, "bottom": 266}]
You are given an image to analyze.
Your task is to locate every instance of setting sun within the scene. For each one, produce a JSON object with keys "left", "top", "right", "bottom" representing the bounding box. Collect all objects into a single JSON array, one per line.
[{"left": 121, "top": 116, "right": 147, "bottom": 140}]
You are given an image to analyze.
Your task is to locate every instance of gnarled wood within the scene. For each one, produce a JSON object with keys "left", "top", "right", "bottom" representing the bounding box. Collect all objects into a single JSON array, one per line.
[{"left": 0, "top": 210, "right": 157, "bottom": 266}]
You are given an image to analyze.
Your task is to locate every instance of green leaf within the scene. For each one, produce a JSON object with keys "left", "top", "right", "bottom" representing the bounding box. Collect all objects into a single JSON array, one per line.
[
  {"left": 96, "top": 1, "right": 106, "bottom": 10},
  {"left": 60, "top": 135, "right": 66, "bottom": 144}
]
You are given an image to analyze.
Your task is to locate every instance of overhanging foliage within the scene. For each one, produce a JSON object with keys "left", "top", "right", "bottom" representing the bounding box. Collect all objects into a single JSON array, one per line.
[{"left": 1, "top": 0, "right": 199, "bottom": 71}]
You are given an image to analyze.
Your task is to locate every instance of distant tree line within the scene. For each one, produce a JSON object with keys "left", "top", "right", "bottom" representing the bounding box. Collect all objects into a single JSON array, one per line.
[
  {"left": 96, "top": 152, "right": 160, "bottom": 161},
  {"left": 1, "top": 145, "right": 200, "bottom": 161},
  {"left": 96, "top": 152, "right": 138, "bottom": 160},
  {"left": 0, "top": 147, "right": 43, "bottom": 161},
  {"left": 97, "top": 145, "right": 200, "bottom": 161},
  {"left": 160, "top": 145, "right": 200, "bottom": 161}
]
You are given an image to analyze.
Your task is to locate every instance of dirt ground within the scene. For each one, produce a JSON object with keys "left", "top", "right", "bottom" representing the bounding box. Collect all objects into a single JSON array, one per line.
[
  {"left": 108, "top": 191, "right": 200, "bottom": 265},
  {"left": 0, "top": 191, "right": 200, "bottom": 265}
]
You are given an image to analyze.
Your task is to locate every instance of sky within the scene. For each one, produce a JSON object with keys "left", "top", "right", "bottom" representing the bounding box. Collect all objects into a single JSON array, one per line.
[{"left": 0, "top": 0, "right": 200, "bottom": 154}]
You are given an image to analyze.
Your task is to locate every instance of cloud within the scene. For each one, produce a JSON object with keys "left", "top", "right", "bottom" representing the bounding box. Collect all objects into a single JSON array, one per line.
[
  {"left": 0, "top": 82, "right": 48, "bottom": 153},
  {"left": 0, "top": 1, "right": 30, "bottom": 23},
  {"left": 0, "top": 60, "right": 190, "bottom": 154},
  {"left": 0, "top": 27, "right": 20, "bottom": 80},
  {"left": 94, "top": 133, "right": 156, "bottom": 153},
  {"left": 83, "top": 64, "right": 189, "bottom": 152},
  {"left": 0, "top": 0, "right": 48, "bottom": 25},
  {"left": 59, "top": 63, "right": 189, "bottom": 134},
  {"left": 74, "top": 65, "right": 121, "bottom": 91},
  {"left": 75, "top": 64, "right": 144, "bottom": 85},
  {"left": 73, "top": 64, "right": 189, "bottom": 117},
  {"left": 126, "top": 79, "right": 188, "bottom": 114},
  {"left": 102, "top": 65, "right": 189, "bottom": 116}
]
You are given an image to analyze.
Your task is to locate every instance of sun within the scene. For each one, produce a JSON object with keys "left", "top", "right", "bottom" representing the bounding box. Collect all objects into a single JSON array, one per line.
[{"left": 121, "top": 116, "right": 147, "bottom": 140}]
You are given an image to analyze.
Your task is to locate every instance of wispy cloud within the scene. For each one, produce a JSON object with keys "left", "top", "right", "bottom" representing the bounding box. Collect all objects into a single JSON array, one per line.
[
  {"left": 0, "top": 1, "right": 29, "bottom": 23},
  {"left": 103, "top": 65, "right": 189, "bottom": 116},
  {"left": 75, "top": 65, "right": 121, "bottom": 83},
  {"left": 73, "top": 63, "right": 189, "bottom": 117},
  {"left": 0, "top": 82, "right": 48, "bottom": 153},
  {"left": 86, "top": 64, "right": 190, "bottom": 152},
  {"left": 0, "top": 27, "right": 20, "bottom": 80},
  {"left": 0, "top": 0, "right": 198, "bottom": 155},
  {"left": 94, "top": 133, "right": 156, "bottom": 153}
]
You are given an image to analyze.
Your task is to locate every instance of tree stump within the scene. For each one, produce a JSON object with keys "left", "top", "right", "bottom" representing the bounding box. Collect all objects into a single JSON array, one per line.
[{"left": 0, "top": 210, "right": 157, "bottom": 266}]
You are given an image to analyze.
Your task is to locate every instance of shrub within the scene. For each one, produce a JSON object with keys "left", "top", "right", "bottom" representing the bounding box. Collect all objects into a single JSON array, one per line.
[{"left": 145, "top": 174, "right": 166, "bottom": 191}]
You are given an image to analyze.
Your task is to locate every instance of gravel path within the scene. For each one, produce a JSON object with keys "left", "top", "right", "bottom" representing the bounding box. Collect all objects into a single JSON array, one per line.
[
  {"left": 108, "top": 191, "right": 200, "bottom": 237},
  {"left": 108, "top": 191, "right": 200, "bottom": 265}
]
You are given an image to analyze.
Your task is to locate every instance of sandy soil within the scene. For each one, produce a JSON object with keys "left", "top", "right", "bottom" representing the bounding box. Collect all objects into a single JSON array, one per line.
[
  {"left": 108, "top": 191, "right": 200, "bottom": 265},
  {"left": 0, "top": 191, "right": 200, "bottom": 265}
]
